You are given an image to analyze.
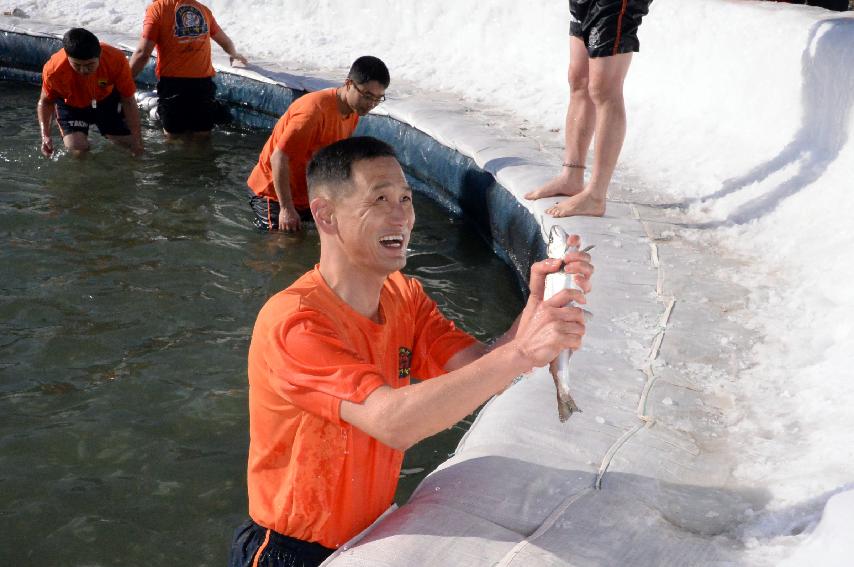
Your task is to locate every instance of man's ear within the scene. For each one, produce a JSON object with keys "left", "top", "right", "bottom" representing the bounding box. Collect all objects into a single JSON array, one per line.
[{"left": 310, "top": 196, "right": 336, "bottom": 234}]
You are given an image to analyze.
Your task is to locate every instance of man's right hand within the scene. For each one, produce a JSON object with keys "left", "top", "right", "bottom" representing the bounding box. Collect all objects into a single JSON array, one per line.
[
  {"left": 41, "top": 135, "right": 53, "bottom": 157},
  {"left": 278, "top": 203, "right": 302, "bottom": 232},
  {"left": 130, "top": 139, "right": 144, "bottom": 157},
  {"left": 511, "top": 254, "right": 591, "bottom": 369}
]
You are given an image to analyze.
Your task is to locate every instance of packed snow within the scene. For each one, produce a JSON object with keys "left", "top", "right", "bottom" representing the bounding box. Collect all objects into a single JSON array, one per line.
[{"left": 2, "top": 0, "right": 852, "bottom": 564}]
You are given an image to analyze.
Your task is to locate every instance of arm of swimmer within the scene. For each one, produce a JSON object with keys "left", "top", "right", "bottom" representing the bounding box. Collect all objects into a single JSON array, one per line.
[
  {"left": 340, "top": 342, "right": 534, "bottom": 452},
  {"left": 443, "top": 342, "right": 488, "bottom": 372},
  {"left": 211, "top": 30, "right": 248, "bottom": 66},
  {"left": 120, "top": 96, "right": 144, "bottom": 156},
  {"left": 444, "top": 245, "right": 594, "bottom": 374},
  {"left": 341, "top": 260, "right": 589, "bottom": 451},
  {"left": 129, "top": 38, "right": 156, "bottom": 78},
  {"left": 37, "top": 92, "right": 55, "bottom": 157},
  {"left": 270, "top": 147, "right": 301, "bottom": 231},
  {"left": 443, "top": 315, "right": 525, "bottom": 372}
]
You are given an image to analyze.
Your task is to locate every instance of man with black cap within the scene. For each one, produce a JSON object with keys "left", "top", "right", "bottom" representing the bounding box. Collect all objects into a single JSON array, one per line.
[{"left": 37, "top": 28, "right": 143, "bottom": 157}]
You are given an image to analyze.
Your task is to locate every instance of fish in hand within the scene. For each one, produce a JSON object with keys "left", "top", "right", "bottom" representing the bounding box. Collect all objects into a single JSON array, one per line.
[{"left": 544, "top": 225, "right": 593, "bottom": 422}]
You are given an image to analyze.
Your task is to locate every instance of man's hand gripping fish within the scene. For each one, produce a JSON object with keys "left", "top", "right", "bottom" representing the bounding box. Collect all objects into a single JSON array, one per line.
[{"left": 544, "top": 226, "right": 592, "bottom": 422}]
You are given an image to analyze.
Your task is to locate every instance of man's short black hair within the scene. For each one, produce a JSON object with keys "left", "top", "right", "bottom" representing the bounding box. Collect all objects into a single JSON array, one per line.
[
  {"left": 347, "top": 56, "right": 390, "bottom": 88},
  {"left": 63, "top": 28, "right": 101, "bottom": 60},
  {"left": 307, "top": 136, "right": 398, "bottom": 199}
]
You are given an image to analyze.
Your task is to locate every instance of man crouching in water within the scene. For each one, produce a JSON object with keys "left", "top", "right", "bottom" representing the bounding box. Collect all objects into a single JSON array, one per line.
[
  {"left": 37, "top": 28, "right": 143, "bottom": 157},
  {"left": 230, "top": 136, "right": 594, "bottom": 567}
]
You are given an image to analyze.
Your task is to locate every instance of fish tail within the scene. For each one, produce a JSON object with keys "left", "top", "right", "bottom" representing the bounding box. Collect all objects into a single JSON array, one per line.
[{"left": 557, "top": 391, "right": 581, "bottom": 422}]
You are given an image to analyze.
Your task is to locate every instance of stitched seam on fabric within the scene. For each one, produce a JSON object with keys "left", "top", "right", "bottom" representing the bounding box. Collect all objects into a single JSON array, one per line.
[
  {"left": 251, "top": 528, "right": 271, "bottom": 567},
  {"left": 613, "top": 0, "right": 629, "bottom": 56},
  {"left": 495, "top": 488, "right": 591, "bottom": 567}
]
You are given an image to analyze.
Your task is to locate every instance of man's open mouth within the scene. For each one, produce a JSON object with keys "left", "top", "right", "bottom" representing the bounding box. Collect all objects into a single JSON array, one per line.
[{"left": 379, "top": 234, "right": 405, "bottom": 249}]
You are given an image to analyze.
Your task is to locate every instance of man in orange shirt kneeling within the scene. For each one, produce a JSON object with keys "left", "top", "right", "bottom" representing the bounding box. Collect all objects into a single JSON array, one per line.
[
  {"left": 37, "top": 28, "right": 143, "bottom": 157},
  {"left": 246, "top": 57, "right": 389, "bottom": 232},
  {"left": 230, "top": 136, "right": 595, "bottom": 567}
]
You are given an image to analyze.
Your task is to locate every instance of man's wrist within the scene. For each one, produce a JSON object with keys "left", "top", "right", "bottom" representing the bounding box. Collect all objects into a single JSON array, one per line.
[{"left": 491, "top": 340, "right": 534, "bottom": 377}]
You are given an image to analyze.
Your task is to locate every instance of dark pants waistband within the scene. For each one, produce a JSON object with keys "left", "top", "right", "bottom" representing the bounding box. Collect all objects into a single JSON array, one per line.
[{"left": 229, "top": 518, "right": 335, "bottom": 567}]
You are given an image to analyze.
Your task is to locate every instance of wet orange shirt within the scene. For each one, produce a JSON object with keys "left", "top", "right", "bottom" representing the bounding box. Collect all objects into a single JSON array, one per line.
[
  {"left": 41, "top": 44, "right": 136, "bottom": 109},
  {"left": 142, "top": 0, "right": 222, "bottom": 78},
  {"left": 246, "top": 89, "right": 359, "bottom": 210},
  {"left": 247, "top": 267, "right": 476, "bottom": 549}
]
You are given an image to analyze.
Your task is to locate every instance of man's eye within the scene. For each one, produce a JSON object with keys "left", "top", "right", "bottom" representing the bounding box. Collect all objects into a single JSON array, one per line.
[{"left": 402, "top": 195, "right": 412, "bottom": 202}]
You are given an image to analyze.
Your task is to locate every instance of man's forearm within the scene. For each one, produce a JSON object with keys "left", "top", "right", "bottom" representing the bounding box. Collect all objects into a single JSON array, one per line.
[
  {"left": 271, "top": 151, "right": 294, "bottom": 206},
  {"left": 343, "top": 342, "right": 533, "bottom": 451},
  {"left": 129, "top": 51, "right": 149, "bottom": 78},
  {"left": 212, "top": 31, "right": 240, "bottom": 60},
  {"left": 121, "top": 98, "right": 143, "bottom": 143},
  {"left": 443, "top": 312, "right": 523, "bottom": 372},
  {"left": 129, "top": 39, "right": 155, "bottom": 78},
  {"left": 37, "top": 98, "right": 54, "bottom": 137}
]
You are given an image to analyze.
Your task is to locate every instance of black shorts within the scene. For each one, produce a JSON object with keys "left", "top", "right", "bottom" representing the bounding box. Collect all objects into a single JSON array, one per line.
[
  {"left": 156, "top": 76, "right": 223, "bottom": 134},
  {"left": 569, "top": 0, "right": 652, "bottom": 58},
  {"left": 229, "top": 519, "right": 335, "bottom": 567},
  {"left": 55, "top": 89, "right": 131, "bottom": 137},
  {"left": 247, "top": 188, "right": 313, "bottom": 231}
]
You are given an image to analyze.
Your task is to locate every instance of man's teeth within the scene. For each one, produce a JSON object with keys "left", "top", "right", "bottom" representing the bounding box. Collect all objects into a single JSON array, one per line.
[{"left": 379, "top": 235, "right": 404, "bottom": 247}]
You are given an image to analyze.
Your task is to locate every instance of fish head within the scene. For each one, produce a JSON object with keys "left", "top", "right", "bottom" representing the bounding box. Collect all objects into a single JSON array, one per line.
[{"left": 547, "top": 225, "right": 569, "bottom": 259}]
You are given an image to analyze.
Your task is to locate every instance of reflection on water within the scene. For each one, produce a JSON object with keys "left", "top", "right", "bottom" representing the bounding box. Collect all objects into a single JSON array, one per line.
[{"left": 0, "top": 81, "right": 522, "bottom": 565}]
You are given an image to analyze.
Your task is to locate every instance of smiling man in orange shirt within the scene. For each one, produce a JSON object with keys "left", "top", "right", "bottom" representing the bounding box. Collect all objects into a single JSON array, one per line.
[
  {"left": 37, "top": 28, "right": 143, "bottom": 157},
  {"left": 229, "top": 136, "right": 594, "bottom": 567},
  {"left": 246, "top": 56, "right": 390, "bottom": 233}
]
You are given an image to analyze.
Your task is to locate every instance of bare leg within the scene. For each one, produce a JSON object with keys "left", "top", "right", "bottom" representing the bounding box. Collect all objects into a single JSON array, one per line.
[
  {"left": 525, "top": 37, "right": 594, "bottom": 200},
  {"left": 106, "top": 134, "right": 136, "bottom": 151},
  {"left": 62, "top": 131, "right": 90, "bottom": 158},
  {"left": 191, "top": 130, "right": 212, "bottom": 143},
  {"left": 162, "top": 130, "right": 211, "bottom": 143},
  {"left": 547, "top": 51, "right": 633, "bottom": 218},
  {"left": 163, "top": 130, "right": 185, "bottom": 143}
]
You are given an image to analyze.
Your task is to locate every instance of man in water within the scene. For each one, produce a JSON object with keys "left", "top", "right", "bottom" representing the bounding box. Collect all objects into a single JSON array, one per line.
[
  {"left": 525, "top": 0, "right": 652, "bottom": 217},
  {"left": 129, "top": 0, "right": 248, "bottom": 141},
  {"left": 38, "top": 28, "right": 143, "bottom": 157},
  {"left": 246, "top": 56, "right": 389, "bottom": 232},
  {"left": 229, "top": 136, "right": 594, "bottom": 567}
]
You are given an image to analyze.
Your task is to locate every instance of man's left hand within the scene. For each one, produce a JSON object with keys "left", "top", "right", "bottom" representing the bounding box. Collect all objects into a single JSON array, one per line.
[{"left": 230, "top": 53, "right": 248, "bottom": 67}]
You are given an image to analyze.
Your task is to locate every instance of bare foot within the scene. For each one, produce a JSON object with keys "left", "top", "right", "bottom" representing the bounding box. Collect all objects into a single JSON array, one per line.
[
  {"left": 524, "top": 172, "right": 584, "bottom": 200},
  {"left": 545, "top": 191, "right": 606, "bottom": 218}
]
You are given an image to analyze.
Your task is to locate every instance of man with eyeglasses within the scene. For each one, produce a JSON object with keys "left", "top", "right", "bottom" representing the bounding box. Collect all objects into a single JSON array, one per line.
[{"left": 246, "top": 56, "right": 389, "bottom": 232}]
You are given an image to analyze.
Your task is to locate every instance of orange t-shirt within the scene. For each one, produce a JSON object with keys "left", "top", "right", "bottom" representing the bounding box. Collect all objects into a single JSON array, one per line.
[
  {"left": 246, "top": 268, "right": 476, "bottom": 549},
  {"left": 246, "top": 89, "right": 359, "bottom": 210},
  {"left": 142, "top": 0, "right": 222, "bottom": 78},
  {"left": 41, "top": 44, "right": 136, "bottom": 109}
]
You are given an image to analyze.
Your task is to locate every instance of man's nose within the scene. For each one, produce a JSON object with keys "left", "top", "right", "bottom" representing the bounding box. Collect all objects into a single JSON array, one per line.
[{"left": 388, "top": 201, "right": 409, "bottom": 222}]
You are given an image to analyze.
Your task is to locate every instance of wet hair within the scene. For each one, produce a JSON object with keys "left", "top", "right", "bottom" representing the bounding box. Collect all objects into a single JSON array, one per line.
[
  {"left": 307, "top": 136, "right": 398, "bottom": 199},
  {"left": 347, "top": 56, "right": 390, "bottom": 88},
  {"left": 63, "top": 28, "right": 101, "bottom": 60}
]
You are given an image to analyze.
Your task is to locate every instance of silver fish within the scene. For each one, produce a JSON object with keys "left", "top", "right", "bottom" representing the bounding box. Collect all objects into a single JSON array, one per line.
[{"left": 544, "top": 226, "right": 590, "bottom": 422}]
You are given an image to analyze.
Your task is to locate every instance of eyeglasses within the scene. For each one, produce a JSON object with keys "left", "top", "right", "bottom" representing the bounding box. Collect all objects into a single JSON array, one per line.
[{"left": 351, "top": 81, "right": 386, "bottom": 104}]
